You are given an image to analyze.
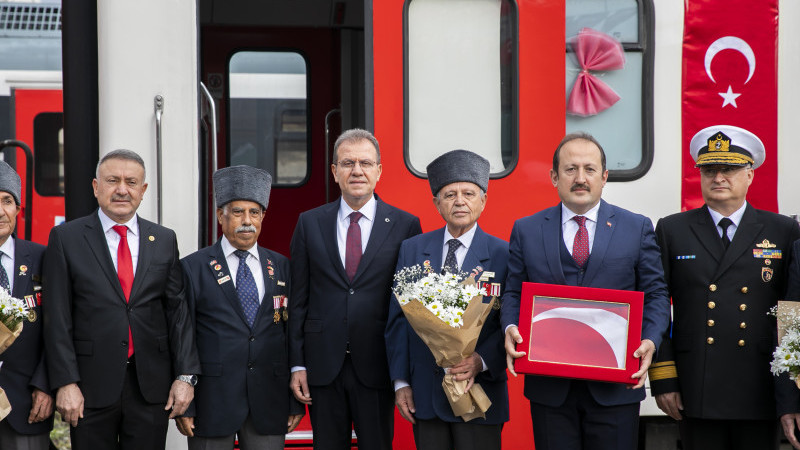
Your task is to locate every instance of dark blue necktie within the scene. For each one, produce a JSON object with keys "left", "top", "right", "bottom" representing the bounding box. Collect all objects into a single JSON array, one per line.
[
  {"left": 442, "top": 239, "right": 461, "bottom": 274},
  {"left": 0, "top": 251, "right": 10, "bottom": 292},
  {"left": 234, "top": 250, "right": 259, "bottom": 327}
]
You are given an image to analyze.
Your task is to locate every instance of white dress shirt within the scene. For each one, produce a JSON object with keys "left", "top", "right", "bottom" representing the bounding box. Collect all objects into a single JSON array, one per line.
[
  {"left": 560, "top": 202, "right": 601, "bottom": 256},
  {"left": 707, "top": 202, "right": 747, "bottom": 241},
  {"left": 98, "top": 209, "right": 140, "bottom": 275},
  {"left": 0, "top": 236, "right": 15, "bottom": 292},
  {"left": 337, "top": 195, "right": 377, "bottom": 266},
  {"left": 221, "top": 236, "right": 265, "bottom": 303}
]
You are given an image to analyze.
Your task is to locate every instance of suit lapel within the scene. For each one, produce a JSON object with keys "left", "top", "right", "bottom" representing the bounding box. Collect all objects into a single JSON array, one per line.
[
  {"left": 462, "top": 226, "right": 490, "bottom": 274},
  {"left": 317, "top": 201, "right": 349, "bottom": 282},
  {"left": 255, "top": 247, "right": 280, "bottom": 326},
  {"left": 208, "top": 241, "right": 252, "bottom": 328},
  {"left": 422, "top": 228, "right": 445, "bottom": 272},
  {"left": 352, "top": 199, "right": 396, "bottom": 283},
  {"left": 11, "top": 240, "right": 32, "bottom": 298},
  {"left": 583, "top": 201, "right": 614, "bottom": 285},
  {"left": 83, "top": 212, "right": 126, "bottom": 302},
  {"left": 689, "top": 206, "right": 725, "bottom": 263},
  {"left": 542, "top": 205, "right": 567, "bottom": 285},
  {"left": 129, "top": 218, "right": 154, "bottom": 302},
  {"left": 714, "top": 204, "right": 762, "bottom": 279}
]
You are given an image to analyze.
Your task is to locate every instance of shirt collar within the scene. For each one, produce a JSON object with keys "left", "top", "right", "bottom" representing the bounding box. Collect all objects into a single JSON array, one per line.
[
  {"left": 338, "top": 195, "right": 377, "bottom": 223},
  {"left": 443, "top": 223, "right": 478, "bottom": 250},
  {"left": 221, "top": 235, "right": 259, "bottom": 261},
  {"left": 707, "top": 202, "right": 747, "bottom": 227},
  {"left": 0, "top": 235, "right": 14, "bottom": 258},
  {"left": 560, "top": 202, "right": 601, "bottom": 226},
  {"left": 98, "top": 208, "right": 139, "bottom": 236}
]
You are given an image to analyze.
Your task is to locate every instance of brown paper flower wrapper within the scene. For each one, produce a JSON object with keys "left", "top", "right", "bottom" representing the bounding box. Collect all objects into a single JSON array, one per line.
[
  {"left": 0, "top": 321, "right": 23, "bottom": 355},
  {"left": 398, "top": 283, "right": 495, "bottom": 421},
  {"left": 0, "top": 387, "right": 10, "bottom": 421}
]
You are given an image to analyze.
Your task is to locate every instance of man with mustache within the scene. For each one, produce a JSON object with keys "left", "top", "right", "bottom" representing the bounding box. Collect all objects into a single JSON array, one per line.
[
  {"left": 0, "top": 160, "right": 52, "bottom": 449},
  {"left": 502, "top": 132, "right": 670, "bottom": 450},
  {"left": 289, "top": 129, "right": 421, "bottom": 449},
  {"left": 43, "top": 149, "right": 200, "bottom": 449},
  {"left": 176, "top": 165, "right": 304, "bottom": 449},
  {"left": 650, "top": 125, "right": 800, "bottom": 450}
]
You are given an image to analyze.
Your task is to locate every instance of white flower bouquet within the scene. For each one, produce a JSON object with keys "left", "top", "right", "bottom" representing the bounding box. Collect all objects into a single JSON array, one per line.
[
  {"left": 393, "top": 263, "right": 495, "bottom": 421},
  {"left": 769, "top": 301, "right": 800, "bottom": 388},
  {"left": 0, "top": 286, "right": 28, "bottom": 355}
]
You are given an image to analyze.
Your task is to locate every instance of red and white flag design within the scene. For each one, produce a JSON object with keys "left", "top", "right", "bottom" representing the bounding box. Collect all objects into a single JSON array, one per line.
[
  {"left": 681, "top": 0, "right": 778, "bottom": 211},
  {"left": 530, "top": 297, "right": 630, "bottom": 369}
]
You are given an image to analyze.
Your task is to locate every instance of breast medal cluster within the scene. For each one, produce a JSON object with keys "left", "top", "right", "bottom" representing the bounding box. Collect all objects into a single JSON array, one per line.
[{"left": 754, "top": 239, "right": 778, "bottom": 282}]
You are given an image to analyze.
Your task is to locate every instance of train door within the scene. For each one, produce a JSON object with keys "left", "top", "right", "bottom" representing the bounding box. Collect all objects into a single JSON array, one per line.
[
  {"left": 201, "top": 27, "right": 342, "bottom": 257},
  {"left": 7, "top": 88, "right": 64, "bottom": 245}
]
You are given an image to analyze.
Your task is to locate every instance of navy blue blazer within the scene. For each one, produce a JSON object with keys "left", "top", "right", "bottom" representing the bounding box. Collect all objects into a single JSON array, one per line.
[
  {"left": 500, "top": 200, "right": 670, "bottom": 407},
  {"left": 0, "top": 238, "right": 52, "bottom": 435},
  {"left": 181, "top": 241, "right": 303, "bottom": 437},
  {"left": 385, "top": 226, "right": 509, "bottom": 424},
  {"left": 289, "top": 196, "right": 421, "bottom": 389}
]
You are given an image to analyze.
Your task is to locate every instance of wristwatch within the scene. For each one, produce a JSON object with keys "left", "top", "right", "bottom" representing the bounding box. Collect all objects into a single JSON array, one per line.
[{"left": 177, "top": 374, "right": 198, "bottom": 386}]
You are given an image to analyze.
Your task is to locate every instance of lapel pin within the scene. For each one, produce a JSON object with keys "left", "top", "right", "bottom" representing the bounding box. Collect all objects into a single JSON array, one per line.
[
  {"left": 606, "top": 221, "right": 612, "bottom": 227},
  {"left": 19, "top": 265, "right": 28, "bottom": 276},
  {"left": 214, "top": 264, "right": 222, "bottom": 271},
  {"left": 385, "top": 218, "right": 390, "bottom": 222},
  {"left": 149, "top": 235, "right": 155, "bottom": 242}
]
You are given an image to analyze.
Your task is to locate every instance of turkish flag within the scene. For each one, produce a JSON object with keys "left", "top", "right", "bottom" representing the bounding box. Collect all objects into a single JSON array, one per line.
[{"left": 682, "top": 0, "right": 778, "bottom": 212}]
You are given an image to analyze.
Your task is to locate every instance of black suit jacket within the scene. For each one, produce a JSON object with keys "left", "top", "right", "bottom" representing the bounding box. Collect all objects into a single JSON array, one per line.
[
  {"left": 181, "top": 241, "right": 303, "bottom": 437},
  {"left": 289, "top": 196, "right": 421, "bottom": 388},
  {"left": 43, "top": 211, "right": 200, "bottom": 408},
  {"left": 651, "top": 204, "right": 800, "bottom": 420},
  {"left": 0, "top": 238, "right": 52, "bottom": 435}
]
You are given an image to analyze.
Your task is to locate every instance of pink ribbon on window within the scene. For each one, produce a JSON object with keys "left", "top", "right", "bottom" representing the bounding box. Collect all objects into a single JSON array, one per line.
[{"left": 566, "top": 28, "right": 625, "bottom": 117}]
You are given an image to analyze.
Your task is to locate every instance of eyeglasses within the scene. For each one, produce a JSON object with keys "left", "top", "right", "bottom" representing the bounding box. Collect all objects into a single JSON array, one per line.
[
  {"left": 699, "top": 166, "right": 749, "bottom": 178},
  {"left": 336, "top": 159, "right": 377, "bottom": 170}
]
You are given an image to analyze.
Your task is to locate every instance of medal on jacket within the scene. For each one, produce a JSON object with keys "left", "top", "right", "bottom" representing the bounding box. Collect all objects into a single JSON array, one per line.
[
  {"left": 24, "top": 295, "right": 37, "bottom": 322},
  {"left": 273, "top": 295, "right": 282, "bottom": 323}
]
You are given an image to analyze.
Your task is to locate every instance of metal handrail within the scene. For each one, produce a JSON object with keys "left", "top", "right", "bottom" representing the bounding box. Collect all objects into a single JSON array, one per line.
[
  {"left": 324, "top": 108, "right": 341, "bottom": 203},
  {"left": 200, "top": 82, "right": 218, "bottom": 243},
  {"left": 154, "top": 94, "right": 164, "bottom": 224}
]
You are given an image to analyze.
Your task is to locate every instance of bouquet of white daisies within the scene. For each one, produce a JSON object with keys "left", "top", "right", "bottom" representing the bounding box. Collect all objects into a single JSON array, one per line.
[{"left": 770, "top": 301, "right": 800, "bottom": 387}]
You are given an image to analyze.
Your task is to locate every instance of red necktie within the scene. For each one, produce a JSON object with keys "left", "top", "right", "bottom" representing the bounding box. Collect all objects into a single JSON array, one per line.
[
  {"left": 345, "top": 212, "right": 363, "bottom": 281},
  {"left": 572, "top": 216, "right": 589, "bottom": 268},
  {"left": 113, "top": 225, "right": 135, "bottom": 358}
]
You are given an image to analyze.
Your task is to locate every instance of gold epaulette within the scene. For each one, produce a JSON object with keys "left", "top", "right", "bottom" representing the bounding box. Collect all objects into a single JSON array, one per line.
[{"left": 648, "top": 361, "right": 678, "bottom": 381}]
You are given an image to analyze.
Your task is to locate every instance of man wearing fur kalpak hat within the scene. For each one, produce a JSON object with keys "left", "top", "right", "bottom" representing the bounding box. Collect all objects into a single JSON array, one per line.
[
  {"left": 650, "top": 125, "right": 800, "bottom": 450},
  {"left": 385, "top": 150, "right": 509, "bottom": 450},
  {"left": 176, "top": 165, "right": 304, "bottom": 449},
  {"left": 0, "top": 160, "right": 52, "bottom": 449}
]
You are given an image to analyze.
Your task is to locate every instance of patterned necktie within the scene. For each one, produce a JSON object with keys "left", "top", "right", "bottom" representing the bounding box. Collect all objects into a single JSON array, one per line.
[
  {"left": 442, "top": 239, "right": 461, "bottom": 274},
  {"left": 718, "top": 218, "right": 733, "bottom": 249},
  {"left": 345, "top": 212, "right": 363, "bottom": 281},
  {"left": 572, "top": 216, "right": 590, "bottom": 268},
  {"left": 112, "top": 225, "right": 135, "bottom": 358},
  {"left": 0, "top": 251, "right": 10, "bottom": 292},
  {"left": 234, "top": 249, "right": 259, "bottom": 327}
]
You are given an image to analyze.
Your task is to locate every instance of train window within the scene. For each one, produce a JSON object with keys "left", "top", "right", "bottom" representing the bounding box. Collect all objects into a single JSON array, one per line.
[
  {"left": 32, "top": 112, "right": 64, "bottom": 196},
  {"left": 228, "top": 51, "right": 309, "bottom": 186},
  {"left": 404, "top": 0, "right": 517, "bottom": 178},
  {"left": 565, "top": 0, "right": 653, "bottom": 181}
]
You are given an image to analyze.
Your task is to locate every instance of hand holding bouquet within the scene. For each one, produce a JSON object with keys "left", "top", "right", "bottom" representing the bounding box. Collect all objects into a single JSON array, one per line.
[{"left": 0, "top": 286, "right": 28, "bottom": 355}]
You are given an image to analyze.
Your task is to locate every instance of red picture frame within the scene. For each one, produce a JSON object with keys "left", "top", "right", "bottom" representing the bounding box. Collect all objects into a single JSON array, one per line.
[{"left": 514, "top": 282, "right": 644, "bottom": 385}]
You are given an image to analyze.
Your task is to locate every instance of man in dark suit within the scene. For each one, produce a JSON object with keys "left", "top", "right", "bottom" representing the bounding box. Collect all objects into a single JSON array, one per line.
[
  {"left": 177, "top": 165, "right": 304, "bottom": 449},
  {"left": 0, "top": 160, "right": 52, "bottom": 449},
  {"left": 289, "top": 128, "right": 422, "bottom": 449},
  {"left": 650, "top": 125, "right": 800, "bottom": 450},
  {"left": 43, "top": 149, "right": 200, "bottom": 449},
  {"left": 385, "top": 150, "right": 509, "bottom": 450},
  {"left": 502, "top": 132, "right": 671, "bottom": 450}
]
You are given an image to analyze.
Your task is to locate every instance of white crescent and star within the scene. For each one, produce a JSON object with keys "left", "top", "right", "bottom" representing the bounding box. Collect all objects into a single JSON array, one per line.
[
  {"left": 704, "top": 36, "right": 756, "bottom": 108},
  {"left": 532, "top": 307, "right": 628, "bottom": 369}
]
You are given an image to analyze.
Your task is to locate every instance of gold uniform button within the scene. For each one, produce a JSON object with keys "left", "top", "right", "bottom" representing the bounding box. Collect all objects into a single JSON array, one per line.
[
  {"left": 707, "top": 320, "right": 715, "bottom": 327},
  {"left": 738, "top": 340, "right": 745, "bottom": 347},
  {"left": 739, "top": 304, "right": 747, "bottom": 311},
  {"left": 707, "top": 337, "right": 715, "bottom": 344},
  {"left": 709, "top": 284, "right": 717, "bottom": 292},
  {"left": 708, "top": 301, "right": 716, "bottom": 309},
  {"left": 740, "top": 322, "right": 747, "bottom": 329},
  {"left": 741, "top": 287, "right": 748, "bottom": 294}
]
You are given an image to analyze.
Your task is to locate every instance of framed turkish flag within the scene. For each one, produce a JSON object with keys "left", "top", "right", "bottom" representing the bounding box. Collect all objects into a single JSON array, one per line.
[{"left": 514, "top": 283, "right": 643, "bottom": 385}]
